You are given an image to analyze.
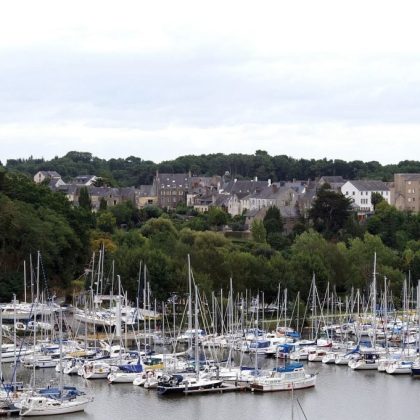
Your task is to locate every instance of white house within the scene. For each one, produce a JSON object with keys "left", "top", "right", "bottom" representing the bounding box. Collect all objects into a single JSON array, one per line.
[{"left": 341, "top": 180, "right": 391, "bottom": 213}]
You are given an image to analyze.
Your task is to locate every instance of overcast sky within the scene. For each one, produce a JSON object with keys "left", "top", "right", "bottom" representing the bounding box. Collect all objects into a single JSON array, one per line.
[{"left": 1, "top": 0, "right": 420, "bottom": 164}]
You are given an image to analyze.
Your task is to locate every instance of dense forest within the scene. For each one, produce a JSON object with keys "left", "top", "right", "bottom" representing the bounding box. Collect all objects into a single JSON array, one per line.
[
  {"left": 1, "top": 156, "right": 420, "bottom": 307},
  {"left": 5, "top": 150, "right": 420, "bottom": 187}
]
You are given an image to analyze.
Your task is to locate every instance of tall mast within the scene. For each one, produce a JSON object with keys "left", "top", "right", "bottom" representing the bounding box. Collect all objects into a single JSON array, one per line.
[
  {"left": 372, "top": 252, "right": 377, "bottom": 348},
  {"left": 194, "top": 283, "right": 199, "bottom": 378},
  {"left": 188, "top": 254, "right": 192, "bottom": 333},
  {"left": 417, "top": 280, "right": 420, "bottom": 353},
  {"left": 23, "top": 260, "right": 27, "bottom": 303}
]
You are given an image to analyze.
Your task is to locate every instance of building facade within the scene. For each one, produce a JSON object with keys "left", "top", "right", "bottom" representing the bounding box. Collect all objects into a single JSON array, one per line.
[
  {"left": 341, "top": 180, "right": 391, "bottom": 213},
  {"left": 392, "top": 173, "right": 420, "bottom": 212}
]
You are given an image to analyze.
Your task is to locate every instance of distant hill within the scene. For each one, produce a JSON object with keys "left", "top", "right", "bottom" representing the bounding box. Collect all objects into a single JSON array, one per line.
[{"left": 5, "top": 150, "right": 420, "bottom": 187}]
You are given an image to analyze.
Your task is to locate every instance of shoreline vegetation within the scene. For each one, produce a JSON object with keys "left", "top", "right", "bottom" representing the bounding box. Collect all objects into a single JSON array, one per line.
[{"left": 0, "top": 151, "right": 419, "bottom": 307}]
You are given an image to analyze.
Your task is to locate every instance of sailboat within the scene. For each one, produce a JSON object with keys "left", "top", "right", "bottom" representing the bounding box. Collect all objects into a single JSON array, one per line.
[
  {"left": 411, "top": 280, "right": 420, "bottom": 378},
  {"left": 157, "top": 276, "right": 223, "bottom": 395},
  {"left": 17, "top": 308, "right": 93, "bottom": 416},
  {"left": 250, "top": 362, "right": 316, "bottom": 392}
]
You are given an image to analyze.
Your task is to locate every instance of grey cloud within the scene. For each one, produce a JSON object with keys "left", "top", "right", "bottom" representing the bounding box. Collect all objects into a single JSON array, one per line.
[{"left": 1, "top": 48, "right": 420, "bottom": 130}]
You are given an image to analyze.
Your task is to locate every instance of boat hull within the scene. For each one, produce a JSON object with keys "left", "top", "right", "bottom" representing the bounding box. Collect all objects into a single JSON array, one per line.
[{"left": 251, "top": 376, "right": 316, "bottom": 392}]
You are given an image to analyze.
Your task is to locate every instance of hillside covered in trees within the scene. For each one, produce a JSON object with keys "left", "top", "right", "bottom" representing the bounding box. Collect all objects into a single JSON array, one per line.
[
  {"left": 5, "top": 151, "right": 420, "bottom": 187},
  {"left": 1, "top": 160, "right": 420, "bottom": 306}
]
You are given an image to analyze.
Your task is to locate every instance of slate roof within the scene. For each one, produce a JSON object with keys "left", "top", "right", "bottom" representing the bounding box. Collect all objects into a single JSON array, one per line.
[
  {"left": 137, "top": 185, "right": 156, "bottom": 196},
  {"left": 73, "top": 175, "right": 96, "bottom": 184},
  {"left": 56, "top": 184, "right": 78, "bottom": 195},
  {"left": 320, "top": 176, "right": 346, "bottom": 184},
  {"left": 39, "top": 170, "right": 61, "bottom": 178},
  {"left": 88, "top": 187, "right": 121, "bottom": 197},
  {"left": 347, "top": 180, "right": 389, "bottom": 191},
  {"left": 248, "top": 184, "right": 294, "bottom": 200},
  {"left": 222, "top": 179, "right": 267, "bottom": 194},
  {"left": 157, "top": 173, "right": 189, "bottom": 189}
]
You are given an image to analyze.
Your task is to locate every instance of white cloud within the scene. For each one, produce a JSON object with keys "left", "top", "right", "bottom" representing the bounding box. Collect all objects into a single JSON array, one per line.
[
  {"left": 1, "top": 0, "right": 420, "bottom": 165},
  {"left": 1, "top": 121, "right": 419, "bottom": 165}
]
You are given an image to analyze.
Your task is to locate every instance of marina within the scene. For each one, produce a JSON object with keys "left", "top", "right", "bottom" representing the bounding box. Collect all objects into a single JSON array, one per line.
[
  {"left": 1, "top": 254, "right": 420, "bottom": 419},
  {"left": 2, "top": 351, "right": 420, "bottom": 419}
]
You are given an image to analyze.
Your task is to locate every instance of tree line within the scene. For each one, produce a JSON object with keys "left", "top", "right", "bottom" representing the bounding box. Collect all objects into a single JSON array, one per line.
[{"left": 5, "top": 150, "right": 420, "bottom": 187}]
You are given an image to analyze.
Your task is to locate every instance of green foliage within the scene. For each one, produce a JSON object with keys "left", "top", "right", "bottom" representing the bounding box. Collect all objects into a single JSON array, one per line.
[
  {"left": 207, "top": 207, "right": 229, "bottom": 229},
  {"left": 97, "top": 211, "right": 117, "bottom": 233},
  {"left": 251, "top": 220, "right": 267, "bottom": 243},
  {"left": 367, "top": 201, "right": 419, "bottom": 250},
  {"left": 341, "top": 233, "right": 400, "bottom": 291},
  {"left": 309, "top": 185, "right": 352, "bottom": 239},
  {"left": 2, "top": 154, "right": 420, "bottom": 306},
  {"left": 186, "top": 214, "right": 210, "bottom": 231},
  {"left": 371, "top": 192, "right": 385, "bottom": 210},
  {"left": 263, "top": 206, "right": 284, "bottom": 249},
  {"left": 109, "top": 201, "right": 140, "bottom": 228},
  {"left": 263, "top": 206, "right": 283, "bottom": 233},
  {"left": 0, "top": 172, "right": 90, "bottom": 299},
  {"left": 99, "top": 197, "right": 107, "bottom": 211},
  {"left": 139, "top": 205, "right": 162, "bottom": 222},
  {"left": 78, "top": 187, "right": 92, "bottom": 210}
]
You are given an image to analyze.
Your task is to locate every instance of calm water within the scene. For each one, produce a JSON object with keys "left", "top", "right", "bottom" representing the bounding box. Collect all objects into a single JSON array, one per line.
[{"left": 6, "top": 355, "right": 420, "bottom": 420}]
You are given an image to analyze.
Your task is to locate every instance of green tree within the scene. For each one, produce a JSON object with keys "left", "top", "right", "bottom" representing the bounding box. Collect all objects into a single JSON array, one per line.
[
  {"left": 207, "top": 207, "right": 228, "bottom": 229},
  {"left": 97, "top": 211, "right": 117, "bottom": 233},
  {"left": 371, "top": 192, "right": 385, "bottom": 210},
  {"left": 309, "top": 184, "right": 352, "bottom": 238},
  {"left": 263, "top": 206, "right": 283, "bottom": 233},
  {"left": 99, "top": 197, "right": 107, "bottom": 211},
  {"left": 251, "top": 219, "right": 267, "bottom": 243},
  {"left": 78, "top": 187, "right": 92, "bottom": 211}
]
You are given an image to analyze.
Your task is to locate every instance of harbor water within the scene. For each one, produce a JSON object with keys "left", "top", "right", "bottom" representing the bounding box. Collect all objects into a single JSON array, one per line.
[{"left": 6, "top": 354, "right": 420, "bottom": 420}]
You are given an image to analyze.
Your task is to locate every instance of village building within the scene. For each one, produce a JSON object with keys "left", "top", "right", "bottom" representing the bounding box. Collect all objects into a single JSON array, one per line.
[
  {"left": 33, "top": 170, "right": 65, "bottom": 187},
  {"left": 391, "top": 173, "right": 420, "bottom": 213},
  {"left": 153, "top": 172, "right": 190, "bottom": 209},
  {"left": 135, "top": 185, "right": 158, "bottom": 208},
  {"left": 341, "top": 180, "right": 391, "bottom": 214}
]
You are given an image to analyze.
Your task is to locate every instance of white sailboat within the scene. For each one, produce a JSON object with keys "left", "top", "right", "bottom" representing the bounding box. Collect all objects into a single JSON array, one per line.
[
  {"left": 18, "top": 308, "right": 93, "bottom": 416},
  {"left": 157, "top": 277, "right": 223, "bottom": 395},
  {"left": 250, "top": 362, "right": 316, "bottom": 392}
]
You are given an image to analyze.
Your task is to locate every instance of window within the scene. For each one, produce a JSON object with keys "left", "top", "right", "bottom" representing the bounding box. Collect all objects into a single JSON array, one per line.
[{"left": 352, "top": 191, "right": 355, "bottom": 195}]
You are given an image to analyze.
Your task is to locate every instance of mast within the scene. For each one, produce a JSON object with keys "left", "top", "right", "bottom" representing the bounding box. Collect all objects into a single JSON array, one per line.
[
  {"left": 59, "top": 307, "right": 63, "bottom": 395},
  {"left": 384, "top": 276, "right": 388, "bottom": 351},
  {"left": 311, "top": 274, "right": 316, "bottom": 341},
  {"left": 284, "top": 288, "right": 288, "bottom": 330},
  {"left": 188, "top": 254, "right": 192, "bottom": 333},
  {"left": 417, "top": 280, "right": 420, "bottom": 354},
  {"left": 23, "top": 260, "right": 27, "bottom": 303},
  {"left": 36, "top": 251, "right": 40, "bottom": 303},
  {"left": 0, "top": 305, "right": 2, "bottom": 383},
  {"left": 194, "top": 283, "right": 199, "bottom": 378},
  {"left": 13, "top": 294, "right": 17, "bottom": 386},
  {"left": 372, "top": 252, "right": 377, "bottom": 348}
]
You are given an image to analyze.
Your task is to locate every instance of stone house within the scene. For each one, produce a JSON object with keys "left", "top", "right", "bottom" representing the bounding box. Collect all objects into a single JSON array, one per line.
[
  {"left": 136, "top": 185, "right": 158, "bottom": 208},
  {"left": 153, "top": 172, "right": 189, "bottom": 209},
  {"left": 33, "top": 170, "right": 65, "bottom": 186},
  {"left": 391, "top": 173, "right": 420, "bottom": 213}
]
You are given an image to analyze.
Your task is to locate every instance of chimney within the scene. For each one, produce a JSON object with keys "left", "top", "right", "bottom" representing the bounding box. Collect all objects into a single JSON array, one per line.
[
  {"left": 267, "top": 179, "right": 271, "bottom": 186},
  {"left": 254, "top": 176, "right": 258, "bottom": 182}
]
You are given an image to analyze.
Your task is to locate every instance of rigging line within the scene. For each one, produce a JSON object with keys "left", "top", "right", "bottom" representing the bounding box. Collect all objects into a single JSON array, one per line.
[{"left": 296, "top": 398, "right": 308, "bottom": 420}]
